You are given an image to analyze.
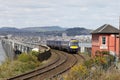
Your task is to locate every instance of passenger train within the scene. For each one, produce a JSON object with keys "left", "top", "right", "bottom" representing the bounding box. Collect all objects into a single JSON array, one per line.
[{"left": 46, "top": 39, "right": 79, "bottom": 53}]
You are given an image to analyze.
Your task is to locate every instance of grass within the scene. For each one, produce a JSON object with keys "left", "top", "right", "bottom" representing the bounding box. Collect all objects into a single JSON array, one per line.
[
  {"left": 64, "top": 53, "right": 118, "bottom": 80},
  {"left": 0, "top": 51, "right": 41, "bottom": 79}
]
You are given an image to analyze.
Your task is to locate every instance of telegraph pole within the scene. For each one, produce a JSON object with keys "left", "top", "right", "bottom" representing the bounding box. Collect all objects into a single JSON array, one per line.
[
  {"left": 115, "top": 17, "right": 120, "bottom": 68},
  {"left": 119, "top": 16, "right": 120, "bottom": 58}
]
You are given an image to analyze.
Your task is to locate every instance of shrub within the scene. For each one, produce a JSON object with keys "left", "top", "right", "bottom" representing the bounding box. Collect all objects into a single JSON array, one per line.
[
  {"left": 29, "top": 51, "right": 40, "bottom": 57},
  {"left": 64, "top": 53, "right": 117, "bottom": 80},
  {"left": 64, "top": 64, "right": 88, "bottom": 80},
  {"left": 13, "top": 61, "right": 37, "bottom": 73},
  {"left": 95, "top": 50, "right": 109, "bottom": 56},
  {"left": 84, "top": 59, "right": 94, "bottom": 68},
  {"left": 0, "top": 60, "right": 15, "bottom": 78},
  {"left": 101, "top": 51, "right": 109, "bottom": 55},
  {"left": 95, "top": 57, "right": 107, "bottom": 64},
  {"left": 17, "top": 53, "right": 38, "bottom": 63},
  {"left": 0, "top": 53, "right": 41, "bottom": 79}
]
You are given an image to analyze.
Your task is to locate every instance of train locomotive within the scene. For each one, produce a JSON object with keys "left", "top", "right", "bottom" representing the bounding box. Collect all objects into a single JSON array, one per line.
[{"left": 46, "top": 39, "right": 79, "bottom": 53}]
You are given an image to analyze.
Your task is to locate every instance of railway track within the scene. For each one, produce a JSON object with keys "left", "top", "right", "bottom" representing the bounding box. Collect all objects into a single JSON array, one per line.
[
  {"left": 62, "top": 53, "right": 86, "bottom": 76},
  {"left": 7, "top": 50, "right": 60, "bottom": 80},
  {"left": 27, "top": 50, "right": 78, "bottom": 80},
  {"left": 7, "top": 50, "right": 67, "bottom": 80},
  {"left": 7, "top": 50, "right": 82, "bottom": 80}
]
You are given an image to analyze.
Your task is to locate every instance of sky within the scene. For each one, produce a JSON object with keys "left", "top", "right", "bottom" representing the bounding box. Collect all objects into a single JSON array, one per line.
[{"left": 0, "top": 0, "right": 120, "bottom": 29}]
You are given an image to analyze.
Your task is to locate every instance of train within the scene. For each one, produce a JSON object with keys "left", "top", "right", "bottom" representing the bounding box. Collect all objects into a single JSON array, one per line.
[{"left": 46, "top": 39, "right": 79, "bottom": 53}]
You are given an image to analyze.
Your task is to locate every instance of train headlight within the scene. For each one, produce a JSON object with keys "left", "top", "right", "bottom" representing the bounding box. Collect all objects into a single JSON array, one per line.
[{"left": 70, "top": 46, "right": 78, "bottom": 49}]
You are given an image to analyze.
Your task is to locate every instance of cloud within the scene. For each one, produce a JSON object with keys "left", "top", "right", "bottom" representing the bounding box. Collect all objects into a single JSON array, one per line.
[{"left": 0, "top": 0, "right": 120, "bottom": 29}]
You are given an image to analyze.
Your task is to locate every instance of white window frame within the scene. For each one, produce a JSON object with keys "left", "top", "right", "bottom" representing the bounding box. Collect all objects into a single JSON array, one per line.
[{"left": 102, "top": 36, "right": 106, "bottom": 45}]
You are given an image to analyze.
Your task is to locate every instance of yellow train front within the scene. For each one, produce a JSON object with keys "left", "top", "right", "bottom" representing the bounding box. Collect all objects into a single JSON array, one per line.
[{"left": 68, "top": 39, "right": 79, "bottom": 53}]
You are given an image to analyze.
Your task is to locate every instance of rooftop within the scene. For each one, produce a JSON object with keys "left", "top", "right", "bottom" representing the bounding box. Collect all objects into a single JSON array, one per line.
[{"left": 91, "top": 24, "right": 119, "bottom": 34}]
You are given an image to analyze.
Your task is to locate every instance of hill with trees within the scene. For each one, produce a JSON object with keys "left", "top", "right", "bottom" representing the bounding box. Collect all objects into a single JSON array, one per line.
[
  {"left": 65, "top": 27, "right": 91, "bottom": 36},
  {"left": 0, "top": 26, "right": 92, "bottom": 36}
]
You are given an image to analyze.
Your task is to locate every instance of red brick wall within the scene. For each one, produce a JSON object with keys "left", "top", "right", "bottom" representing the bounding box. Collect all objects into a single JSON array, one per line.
[{"left": 92, "top": 34, "right": 119, "bottom": 57}]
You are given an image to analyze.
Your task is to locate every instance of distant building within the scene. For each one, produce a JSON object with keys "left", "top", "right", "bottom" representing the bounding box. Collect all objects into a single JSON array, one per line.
[
  {"left": 91, "top": 24, "right": 120, "bottom": 57},
  {"left": 62, "top": 33, "right": 67, "bottom": 37},
  {"left": 7, "top": 34, "right": 12, "bottom": 39}
]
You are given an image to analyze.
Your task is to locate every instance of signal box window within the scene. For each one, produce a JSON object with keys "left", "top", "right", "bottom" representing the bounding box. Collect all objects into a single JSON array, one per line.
[{"left": 102, "top": 36, "right": 106, "bottom": 45}]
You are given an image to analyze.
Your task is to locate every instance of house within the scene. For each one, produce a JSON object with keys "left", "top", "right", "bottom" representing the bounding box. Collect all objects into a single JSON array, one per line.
[{"left": 91, "top": 24, "right": 120, "bottom": 57}]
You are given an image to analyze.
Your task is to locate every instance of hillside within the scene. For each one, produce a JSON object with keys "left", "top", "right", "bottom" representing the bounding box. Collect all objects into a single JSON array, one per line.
[
  {"left": 0, "top": 26, "right": 92, "bottom": 36},
  {"left": 65, "top": 27, "right": 91, "bottom": 36},
  {"left": 22, "top": 26, "right": 91, "bottom": 36},
  {"left": 0, "top": 27, "right": 20, "bottom": 32},
  {"left": 22, "top": 26, "right": 66, "bottom": 32}
]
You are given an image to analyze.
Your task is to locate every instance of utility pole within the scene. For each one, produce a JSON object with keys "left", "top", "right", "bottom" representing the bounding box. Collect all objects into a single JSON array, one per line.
[
  {"left": 115, "top": 17, "right": 120, "bottom": 68},
  {"left": 119, "top": 16, "right": 120, "bottom": 58}
]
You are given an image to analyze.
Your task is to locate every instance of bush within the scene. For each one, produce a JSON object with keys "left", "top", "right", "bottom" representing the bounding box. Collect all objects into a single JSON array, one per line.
[
  {"left": 101, "top": 51, "right": 109, "bottom": 55},
  {"left": 95, "top": 57, "right": 107, "bottom": 65},
  {"left": 29, "top": 51, "right": 40, "bottom": 57},
  {"left": 17, "top": 53, "right": 38, "bottom": 63},
  {"left": 13, "top": 61, "right": 37, "bottom": 73},
  {"left": 95, "top": 50, "right": 109, "bottom": 57},
  {"left": 0, "top": 53, "right": 41, "bottom": 79},
  {"left": 64, "top": 53, "right": 117, "bottom": 80},
  {"left": 64, "top": 64, "right": 88, "bottom": 80},
  {"left": 84, "top": 59, "right": 94, "bottom": 68},
  {"left": 0, "top": 61, "right": 11, "bottom": 78}
]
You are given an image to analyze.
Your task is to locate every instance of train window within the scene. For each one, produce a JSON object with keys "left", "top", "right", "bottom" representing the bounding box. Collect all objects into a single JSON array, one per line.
[{"left": 70, "top": 42, "right": 79, "bottom": 46}]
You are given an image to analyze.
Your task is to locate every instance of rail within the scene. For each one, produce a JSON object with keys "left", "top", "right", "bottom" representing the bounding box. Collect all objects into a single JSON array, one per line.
[{"left": 7, "top": 50, "right": 79, "bottom": 80}]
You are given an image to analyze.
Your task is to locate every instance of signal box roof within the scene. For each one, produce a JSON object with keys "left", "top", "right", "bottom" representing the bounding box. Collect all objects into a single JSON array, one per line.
[{"left": 91, "top": 24, "right": 119, "bottom": 34}]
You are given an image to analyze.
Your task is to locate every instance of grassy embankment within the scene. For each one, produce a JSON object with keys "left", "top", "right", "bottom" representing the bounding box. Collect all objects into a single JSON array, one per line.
[
  {"left": 64, "top": 51, "right": 120, "bottom": 80},
  {"left": 0, "top": 51, "right": 41, "bottom": 80}
]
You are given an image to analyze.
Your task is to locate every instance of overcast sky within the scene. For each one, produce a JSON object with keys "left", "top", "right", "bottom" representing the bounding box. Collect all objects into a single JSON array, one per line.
[{"left": 0, "top": 0, "right": 120, "bottom": 29}]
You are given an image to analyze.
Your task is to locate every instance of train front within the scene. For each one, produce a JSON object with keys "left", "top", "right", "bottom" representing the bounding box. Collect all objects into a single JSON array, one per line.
[{"left": 69, "top": 39, "right": 79, "bottom": 53}]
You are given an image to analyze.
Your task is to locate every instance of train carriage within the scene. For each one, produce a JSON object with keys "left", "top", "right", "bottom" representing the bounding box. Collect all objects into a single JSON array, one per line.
[{"left": 47, "top": 39, "right": 79, "bottom": 53}]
